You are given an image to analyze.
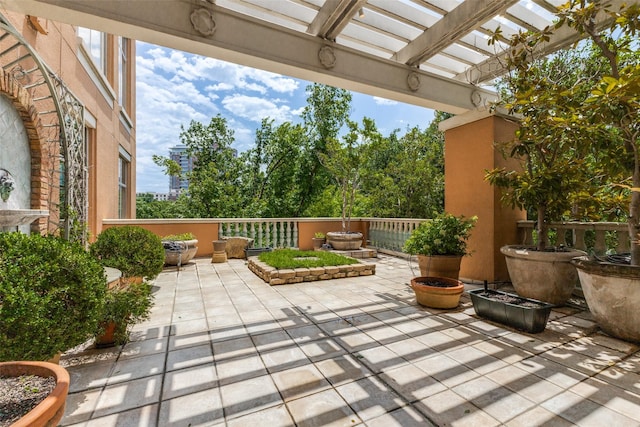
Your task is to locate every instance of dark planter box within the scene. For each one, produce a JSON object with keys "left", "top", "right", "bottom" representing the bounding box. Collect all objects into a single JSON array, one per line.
[
  {"left": 469, "top": 289, "right": 554, "bottom": 333},
  {"left": 245, "top": 247, "right": 272, "bottom": 258}
]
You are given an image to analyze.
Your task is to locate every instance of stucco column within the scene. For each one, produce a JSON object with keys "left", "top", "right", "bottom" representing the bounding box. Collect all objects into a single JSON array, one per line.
[{"left": 440, "top": 110, "right": 524, "bottom": 282}]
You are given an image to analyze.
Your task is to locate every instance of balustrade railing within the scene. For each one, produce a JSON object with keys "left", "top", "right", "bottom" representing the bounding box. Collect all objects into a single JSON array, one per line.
[
  {"left": 218, "top": 218, "right": 298, "bottom": 248},
  {"left": 367, "top": 218, "right": 425, "bottom": 253},
  {"left": 516, "top": 220, "right": 629, "bottom": 255}
]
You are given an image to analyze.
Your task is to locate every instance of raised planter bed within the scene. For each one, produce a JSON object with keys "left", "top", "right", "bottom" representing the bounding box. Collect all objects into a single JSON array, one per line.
[
  {"left": 248, "top": 257, "right": 375, "bottom": 285},
  {"left": 469, "top": 288, "right": 554, "bottom": 333}
]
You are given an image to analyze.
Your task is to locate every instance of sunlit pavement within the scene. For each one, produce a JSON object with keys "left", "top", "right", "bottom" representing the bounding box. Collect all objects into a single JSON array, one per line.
[{"left": 60, "top": 255, "right": 640, "bottom": 426}]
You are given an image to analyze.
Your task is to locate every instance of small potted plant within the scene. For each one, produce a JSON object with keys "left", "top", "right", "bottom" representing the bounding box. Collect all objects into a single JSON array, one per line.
[
  {"left": 95, "top": 281, "right": 153, "bottom": 348},
  {"left": 161, "top": 232, "right": 198, "bottom": 266},
  {"left": 403, "top": 213, "right": 476, "bottom": 309},
  {"left": 403, "top": 213, "right": 477, "bottom": 279},
  {"left": 90, "top": 225, "right": 165, "bottom": 282},
  {"left": 312, "top": 232, "right": 326, "bottom": 250}
]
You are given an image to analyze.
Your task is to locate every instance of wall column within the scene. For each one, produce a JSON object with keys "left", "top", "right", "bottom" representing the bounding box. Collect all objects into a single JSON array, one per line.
[{"left": 440, "top": 110, "right": 524, "bottom": 282}]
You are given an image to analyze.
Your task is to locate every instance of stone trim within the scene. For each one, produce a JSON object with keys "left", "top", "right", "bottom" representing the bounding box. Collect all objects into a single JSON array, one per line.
[{"left": 248, "top": 257, "right": 376, "bottom": 286}]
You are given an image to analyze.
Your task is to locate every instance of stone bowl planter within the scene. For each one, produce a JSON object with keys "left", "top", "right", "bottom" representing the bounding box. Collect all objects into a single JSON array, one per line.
[
  {"left": 410, "top": 276, "right": 464, "bottom": 309},
  {"left": 572, "top": 256, "right": 640, "bottom": 343},
  {"left": 163, "top": 239, "right": 198, "bottom": 266},
  {"left": 501, "top": 245, "right": 586, "bottom": 305},
  {"left": 0, "top": 361, "right": 70, "bottom": 427},
  {"left": 469, "top": 288, "right": 553, "bottom": 333},
  {"left": 326, "top": 231, "right": 363, "bottom": 250}
]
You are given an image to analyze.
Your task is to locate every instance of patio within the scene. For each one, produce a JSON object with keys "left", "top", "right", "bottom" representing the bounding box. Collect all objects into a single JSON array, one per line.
[{"left": 60, "top": 254, "right": 640, "bottom": 427}]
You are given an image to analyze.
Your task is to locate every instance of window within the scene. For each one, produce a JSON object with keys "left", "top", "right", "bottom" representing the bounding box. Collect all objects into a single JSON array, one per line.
[
  {"left": 77, "top": 27, "right": 107, "bottom": 75},
  {"left": 118, "top": 155, "right": 129, "bottom": 218},
  {"left": 118, "top": 36, "right": 130, "bottom": 111}
]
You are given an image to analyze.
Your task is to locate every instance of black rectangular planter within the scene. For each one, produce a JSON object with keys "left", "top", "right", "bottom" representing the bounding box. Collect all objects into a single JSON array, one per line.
[
  {"left": 469, "top": 289, "right": 554, "bottom": 333},
  {"left": 245, "top": 247, "right": 272, "bottom": 258}
]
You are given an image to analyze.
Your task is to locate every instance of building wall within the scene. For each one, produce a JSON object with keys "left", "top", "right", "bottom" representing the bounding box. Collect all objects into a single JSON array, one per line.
[{"left": 0, "top": 12, "right": 136, "bottom": 238}]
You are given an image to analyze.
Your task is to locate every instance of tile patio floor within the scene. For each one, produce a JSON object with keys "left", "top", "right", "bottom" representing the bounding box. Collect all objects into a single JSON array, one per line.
[{"left": 60, "top": 255, "right": 640, "bottom": 426}]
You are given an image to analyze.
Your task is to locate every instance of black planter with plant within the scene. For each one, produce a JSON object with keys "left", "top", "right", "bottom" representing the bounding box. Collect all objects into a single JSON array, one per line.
[
  {"left": 0, "top": 232, "right": 107, "bottom": 361},
  {"left": 469, "top": 283, "right": 553, "bottom": 334},
  {"left": 90, "top": 225, "right": 165, "bottom": 280}
]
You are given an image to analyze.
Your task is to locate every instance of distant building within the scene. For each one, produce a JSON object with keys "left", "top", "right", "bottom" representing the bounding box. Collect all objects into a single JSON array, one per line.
[
  {"left": 169, "top": 144, "right": 194, "bottom": 193},
  {"left": 136, "top": 192, "right": 175, "bottom": 202}
]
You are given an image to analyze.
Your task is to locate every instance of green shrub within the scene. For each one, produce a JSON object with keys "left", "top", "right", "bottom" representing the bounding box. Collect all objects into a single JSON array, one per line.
[
  {"left": 259, "top": 248, "right": 358, "bottom": 269},
  {"left": 0, "top": 232, "right": 107, "bottom": 361},
  {"left": 91, "top": 226, "right": 165, "bottom": 279},
  {"left": 162, "top": 232, "right": 196, "bottom": 241},
  {"left": 403, "top": 213, "right": 477, "bottom": 256},
  {"left": 99, "top": 281, "right": 153, "bottom": 345}
]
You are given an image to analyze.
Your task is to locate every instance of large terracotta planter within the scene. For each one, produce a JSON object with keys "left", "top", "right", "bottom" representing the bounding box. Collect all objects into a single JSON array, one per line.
[
  {"left": 417, "top": 254, "right": 462, "bottom": 279},
  {"left": 572, "top": 256, "right": 640, "bottom": 343},
  {"left": 0, "top": 361, "right": 70, "bottom": 427},
  {"left": 326, "top": 231, "right": 363, "bottom": 250},
  {"left": 501, "top": 245, "right": 586, "bottom": 305},
  {"left": 410, "top": 276, "right": 464, "bottom": 309}
]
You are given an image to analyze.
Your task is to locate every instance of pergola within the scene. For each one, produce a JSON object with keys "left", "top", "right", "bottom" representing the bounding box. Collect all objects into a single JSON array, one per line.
[{"left": 0, "top": 0, "right": 616, "bottom": 280}]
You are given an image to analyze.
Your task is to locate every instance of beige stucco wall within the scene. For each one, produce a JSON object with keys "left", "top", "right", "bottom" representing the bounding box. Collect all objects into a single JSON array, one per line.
[
  {"left": 443, "top": 113, "right": 524, "bottom": 282},
  {"left": 0, "top": 12, "right": 136, "bottom": 238}
]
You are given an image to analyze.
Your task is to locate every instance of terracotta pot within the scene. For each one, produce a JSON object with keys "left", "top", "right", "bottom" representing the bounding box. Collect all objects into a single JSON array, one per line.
[
  {"left": 572, "top": 256, "right": 640, "bottom": 343},
  {"left": 0, "top": 361, "right": 70, "bottom": 427},
  {"left": 501, "top": 245, "right": 586, "bottom": 305},
  {"left": 410, "top": 276, "right": 464, "bottom": 309},
  {"left": 95, "top": 321, "right": 118, "bottom": 348},
  {"left": 326, "top": 231, "right": 363, "bottom": 250},
  {"left": 417, "top": 254, "right": 462, "bottom": 279},
  {"left": 312, "top": 237, "right": 325, "bottom": 250}
]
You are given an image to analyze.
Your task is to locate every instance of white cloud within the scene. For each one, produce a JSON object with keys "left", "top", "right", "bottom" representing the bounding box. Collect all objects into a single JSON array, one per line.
[
  {"left": 373, "top": 96, "right": 398, "bottom": 106},
  {"left": 221, "top": 94, "right": 295, "bottom": 124}
]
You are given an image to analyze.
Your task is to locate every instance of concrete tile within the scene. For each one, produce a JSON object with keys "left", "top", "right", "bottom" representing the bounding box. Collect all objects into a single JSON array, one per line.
[
  {"left": 541, "top": 390, "right": 637, "bottom": 426},
  {"left": 260, "top": 344, "right": 310, "bottom": 373},
  {"left": 385, "top": 336, "right": 435, "bottom": 362},
  {"left": 379, "top": 364, "right": 447, "bottom": 401},
  {"left": 298, "top": 338, "right": 346, "bottom": 362},
  {"left": 596, "top": 367, "right": 640, "bottom": 394},
  {"left": 286, "top": 388, "right": 360, "bottom": 427},
  {"left": 120, "top": 337, "right": 168, "bottom": 359},
  {"left": 251, "top": 330, "right": 292, "bottom": 352},
  {"left": 414, "top": 353, "right": 480, "bottom": 388},
  {"left": 62, "top": 389, "right": 101, "bottom": 425},
  {"left": 170, "top": 318, "right": 210, "bottom": 336},
  {"left": 314, "top": 355, "right": 372, "bottom": 386},
  {"left": 505, "top": 406, "right": 574, "bottom": 427},
  {"left": 364, "top": 325, "right": 408, "bottom": 345},
  {"left": 415, "top": 389, "right": 501, "bottom": 427},
  {"left": 226, "top": 404, "right": 294, "bottom": 427},
  {"left": 216, "top": 354, "right": 267, "bottom": 385},
  {"left": 94, "top": 375, "right": 162, "bottom": 418},
  {"left": 452, "top": 376, "right": 535, "bottom": 423},
  {"left": 334, "top": 331, "right": 378, "bottom": 352},
  {"left": 166, "top": 343, "right": 213, "bottom": 371},
  {"left": 212, "top": 336, "right": 257, "bottom": 361},
  {"left": 486, "top": 365, "right": 563, "bottom": 403},
  {"left": 107, "top": 353, "right": 165, "bottom": 385},
  {"left": 445, "top": 345, "right": 508, "bottom": 375},
  {"left": 158, "top": 388, "right": 224, "bottom": 426},
  {"left": 365, "top": 406, "right": 436, "bottom": 427},
  {"left": 335, "top": 376, "right": 404, "bottom": 421},
  {"left": 286, "top": 324, "right": 328, "bottom": 343},
  {"left": 569, "top": 377, "right": 640, "bottom": 420},
  {"left": 514, "top": 356, "right": 588, "bottom": 389},
  {"left": 271, "top": 364, "right": 332, "bottom": 401},
  {"left": 67, "top": 361, "right": 114, "bottom": 392},
  {"left": 65, "top": 404, "right": 159, "bottom": 427},
  {"left": 168, "top": 331, "right": 213, "bottom": 350},
  {"left": 220, "top": 374, "right": 283, "bottom": 419},
  {"left": 357, "top": 345, "right": 406, "bottom": 373},
  {"left": 162, "top": 363, "right": 217, "bottom": 400}
]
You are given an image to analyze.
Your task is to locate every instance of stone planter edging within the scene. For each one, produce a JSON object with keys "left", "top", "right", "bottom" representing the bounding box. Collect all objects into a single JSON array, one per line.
[{"left": 248, "top": 257, "right": 375, "bottom": 285}]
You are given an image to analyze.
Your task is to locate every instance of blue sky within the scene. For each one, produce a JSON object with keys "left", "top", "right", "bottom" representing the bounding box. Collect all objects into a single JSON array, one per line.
[{"left": 135, "top": 41, "right": 435, "bottom": 193}]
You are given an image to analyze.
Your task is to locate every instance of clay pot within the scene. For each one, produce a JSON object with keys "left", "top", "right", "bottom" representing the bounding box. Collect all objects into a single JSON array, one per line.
[
  {"left": 410, "top": 276, "right": 464, "bottom": 309},
  {"left": 417, "top": 254, "right": 463, "bottom": 279}
]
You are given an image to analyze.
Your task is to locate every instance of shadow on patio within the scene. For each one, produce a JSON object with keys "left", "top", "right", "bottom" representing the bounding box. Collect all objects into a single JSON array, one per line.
[{"left": 59, "top": 255, "right": 640, "bottom": 426}]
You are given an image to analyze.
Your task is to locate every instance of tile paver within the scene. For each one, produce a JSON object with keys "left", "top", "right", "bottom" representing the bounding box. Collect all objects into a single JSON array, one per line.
[{"left": 60, "top": 255, "right": 640, "bottom": 426}]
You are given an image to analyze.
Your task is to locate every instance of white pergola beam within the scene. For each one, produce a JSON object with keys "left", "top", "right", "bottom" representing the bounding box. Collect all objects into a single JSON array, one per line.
[
  {"left": 394, "top": 0, "right": 519, "bottom": 66},
  {"left": 307, "top": 0, "right": 367, "bottom": 40},
  {"left": 0, "top": 0, "right": 495, "bottom": 113}
]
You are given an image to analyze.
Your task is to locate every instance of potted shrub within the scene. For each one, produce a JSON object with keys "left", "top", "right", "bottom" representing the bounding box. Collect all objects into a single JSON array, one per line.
[
  {"left": 95, "top": 281, "right": 153, "bottom": 348},
  {"left": 312, "top": 232, "right": 326, "bottom": 250},
  {"left": 319, "top": 121, "right": 364, "bottom": 250},
  {"left": 0, "top": 232, "right": 107, "bottom": 362},
  {"left": 403, "top": 213, "right": 477, "bottom": 279},
  {"left": 90, "top": 225, "right": 165, "bottom": 282},
  {"left": 162, "top": 232, "right": 198, "bottom": 266}
]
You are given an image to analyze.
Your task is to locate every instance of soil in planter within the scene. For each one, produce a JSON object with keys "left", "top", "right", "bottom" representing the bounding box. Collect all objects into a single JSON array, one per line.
[
  {"left": 0, "top": 374, "right": 56, "bottom": 427},
  {"left": 475, "top": 290, "right": 547, "bottom": 308},
  {"left": 414, "top": 279, "right": 457, "bottom": 288}
]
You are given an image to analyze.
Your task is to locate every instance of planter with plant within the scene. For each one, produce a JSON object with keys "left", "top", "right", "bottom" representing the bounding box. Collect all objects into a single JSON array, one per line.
[
  {"left": 403, "top": 213, "right": 477, "bottom": 279},
  {"left": 162, "top": 232, "right": 198, "bottom": 266},
  {"left": 410, "top": 276, "right": 464, "bottom": 309},
  {"left": 0, "top": 232, "right": 107, "bottom": 362},
  {"left": 0, "top": 360, "right": 70, "bottom": 427},
  {"left": 95, "top": 281, "right": 153, "bottom": 348},
  {"left": 90, "top": 225, "right": 165, "bottom": 282},
  {"left": 312, "top": 232, "right": 326, "bottom": 250},
  {"left": 319, "top": 121, "right": 364, "bottom": 250}
]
